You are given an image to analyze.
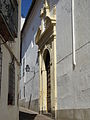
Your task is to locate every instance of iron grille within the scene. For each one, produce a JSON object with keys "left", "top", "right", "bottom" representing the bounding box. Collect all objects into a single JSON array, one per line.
[{"left": 8, "top": 62, "right": 15, "bottom": 105}]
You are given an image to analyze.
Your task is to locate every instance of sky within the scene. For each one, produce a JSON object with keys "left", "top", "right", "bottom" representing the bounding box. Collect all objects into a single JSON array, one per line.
[{"left": 21, "top": 0, "right": 32, "bottom": 18}]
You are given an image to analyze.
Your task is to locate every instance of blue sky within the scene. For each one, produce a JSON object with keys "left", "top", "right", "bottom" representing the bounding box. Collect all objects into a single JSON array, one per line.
[{"left": 21, "top": 0, "right": 32, "bottom": 18}]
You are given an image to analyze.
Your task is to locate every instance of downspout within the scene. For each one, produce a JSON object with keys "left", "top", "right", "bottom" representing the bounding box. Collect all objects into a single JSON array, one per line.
[{"left": 72, "top": 0, "right": 76, "bottom": 68}]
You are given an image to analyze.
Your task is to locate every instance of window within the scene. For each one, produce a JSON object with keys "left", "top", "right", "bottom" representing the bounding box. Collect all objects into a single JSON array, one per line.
[
  {"left": 24, "top": 86, "right": 25, "bottom": 98},
  {"left": 19, "top": 90, "right": 21, "bottom": 99},
  {"left": 0, "top": 48, "right": 2, "bottom": 95},
  {"left": 23, "top": 58, "right": 25, "bottom": 76},
  {"left": 8, "top": 60, "right": 15, "bottom": 105}
]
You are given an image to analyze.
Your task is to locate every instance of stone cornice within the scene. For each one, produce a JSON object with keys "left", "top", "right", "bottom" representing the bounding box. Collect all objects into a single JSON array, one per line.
[
  {"left": 35, "top": 0, "right": 56, "bottom": 49},
  {"left": 35, "top": 17, "right": 56, "bottom": 46}
]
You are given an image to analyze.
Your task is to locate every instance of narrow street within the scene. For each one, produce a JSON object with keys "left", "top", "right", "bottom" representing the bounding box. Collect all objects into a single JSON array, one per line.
[{"left": 19, "top": 107, "right": 54, "bottom": 120}]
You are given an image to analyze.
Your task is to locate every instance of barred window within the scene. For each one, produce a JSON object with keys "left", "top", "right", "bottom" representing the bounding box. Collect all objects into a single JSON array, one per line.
[
  {"left": 8, "top": 61, "right": 15, "bottom": 105},
  {"left": 0, "top": 49, "right": 2, "bottom": 95}
]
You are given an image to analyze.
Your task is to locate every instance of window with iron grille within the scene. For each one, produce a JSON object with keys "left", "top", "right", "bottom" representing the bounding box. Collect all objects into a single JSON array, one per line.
[
  {"left": 8, "top": 61, "right": 15, "bottom": 105},
  {"left": 0, "top": 48, "right": 2, "bottom": 95}
]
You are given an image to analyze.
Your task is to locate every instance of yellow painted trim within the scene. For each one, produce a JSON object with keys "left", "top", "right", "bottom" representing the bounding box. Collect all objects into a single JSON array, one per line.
[{"left": 35, "top": 2, "right": 57, "bottom": 115}]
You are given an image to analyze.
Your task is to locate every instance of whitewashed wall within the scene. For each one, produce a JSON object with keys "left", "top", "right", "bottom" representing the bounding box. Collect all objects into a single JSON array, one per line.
[
  {"left": 20, "top": 0, "right": 43, "bottom": 112},
  {"left": 20, "top": 0, "right": 90, "bottom": 119},
  {"left": 0, "top": 43, "right": 19, "bottom": 120},
  {"left": 56, "top": 0, "right": 90, "bottom": 111},
  {"left": 0, "top": 0, "right": 21, "bottom": 119}
]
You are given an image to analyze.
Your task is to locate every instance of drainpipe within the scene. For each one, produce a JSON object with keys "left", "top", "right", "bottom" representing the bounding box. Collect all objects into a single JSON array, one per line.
[{"left": 72, "top": 0, "right": 76, "bottom": 68}]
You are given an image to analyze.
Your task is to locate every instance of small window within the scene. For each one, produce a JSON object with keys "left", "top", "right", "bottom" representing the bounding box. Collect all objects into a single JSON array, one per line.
[
  {"left": 24, "top": 86, "right": 25, "bottom": 98},
  {"left": 23, "top": 58, "right": 25, "bottom": 76},
  {"left": 19, "top": 90, "right": 21, "bottom": 99},
  {"left": 8, "top": 60, "right": 15, "bottom": 105}
]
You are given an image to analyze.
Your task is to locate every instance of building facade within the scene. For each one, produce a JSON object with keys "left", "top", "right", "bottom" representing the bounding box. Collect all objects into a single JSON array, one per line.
[
  {"left": 20, "top": 0, "right": 43, "bottom": 112},
  {"left": 0, "top": 0, "right": 21, "bottom": 120},
  {"left": 20, "top": 0, "right": 90, "bottom": 120}
]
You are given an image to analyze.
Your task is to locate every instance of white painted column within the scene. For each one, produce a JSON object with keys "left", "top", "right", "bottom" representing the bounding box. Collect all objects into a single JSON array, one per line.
[
  {"left": 42, "top": 69, "right": 47, "bottom": 112},
  {"left": 39, "top": 50, "right": 42, "bottom": 112},
  {"left": 72, "top": 0, "right": 76, "bottom": 67}
]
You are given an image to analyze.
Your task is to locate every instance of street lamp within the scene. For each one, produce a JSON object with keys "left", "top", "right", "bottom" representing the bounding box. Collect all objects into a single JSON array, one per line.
[{"left": 25, "top": 64, "right": 30, "bottom": 72}]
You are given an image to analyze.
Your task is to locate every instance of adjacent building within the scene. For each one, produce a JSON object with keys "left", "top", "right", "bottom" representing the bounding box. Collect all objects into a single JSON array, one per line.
[
  {"left": 0, "top": 0, "right": 21, "bottom": 120},
  {"left": 20, "top": 0, "right": 43, "bottom": 112},
  {"left": 20, "top": 0, "right": 90, "bottom": 120}
]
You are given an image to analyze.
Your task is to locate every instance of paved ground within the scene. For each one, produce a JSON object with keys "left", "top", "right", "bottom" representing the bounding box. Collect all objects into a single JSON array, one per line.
[{"left": 19, "top": 107, "right": 54, "bottom": 120}]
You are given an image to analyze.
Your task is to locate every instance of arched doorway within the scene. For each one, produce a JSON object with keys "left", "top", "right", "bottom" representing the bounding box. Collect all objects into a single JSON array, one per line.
[{"left": 44, "top": 49, "right": 51, "bottom": 113}]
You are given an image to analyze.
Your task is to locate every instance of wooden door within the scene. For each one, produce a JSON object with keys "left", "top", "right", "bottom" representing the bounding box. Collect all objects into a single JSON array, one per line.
[{"left": 47, "top": 63, "right": 51, "bottom": 113}]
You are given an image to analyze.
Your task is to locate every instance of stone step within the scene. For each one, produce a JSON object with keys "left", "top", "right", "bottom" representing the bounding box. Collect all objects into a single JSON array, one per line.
[{"left": 19, "top": 107, "right": 54, "bottom": 120}]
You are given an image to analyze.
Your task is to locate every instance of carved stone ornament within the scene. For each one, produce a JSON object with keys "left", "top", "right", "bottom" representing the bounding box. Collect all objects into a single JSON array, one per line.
[{"left": 35, "top": 0, "right": 56, "bottom": 46}]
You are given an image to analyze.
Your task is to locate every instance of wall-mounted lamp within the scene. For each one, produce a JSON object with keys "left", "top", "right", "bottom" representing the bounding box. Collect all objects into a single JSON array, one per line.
[{"left": 25, "top": 65, "right": 30, "bottom": 72}]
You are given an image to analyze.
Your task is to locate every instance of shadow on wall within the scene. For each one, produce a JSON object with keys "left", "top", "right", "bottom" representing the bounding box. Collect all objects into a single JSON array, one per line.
[
  {"left": 21, "top": 0, "right": 44, "bottom": 59},
  {"left": 19, "top": 112, "right": 37, "bottom": 120}
]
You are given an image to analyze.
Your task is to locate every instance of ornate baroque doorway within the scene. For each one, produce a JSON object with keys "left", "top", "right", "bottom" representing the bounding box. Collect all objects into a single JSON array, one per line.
[{"left": 35, "top": 0, "right": 57, "bottom": 117}]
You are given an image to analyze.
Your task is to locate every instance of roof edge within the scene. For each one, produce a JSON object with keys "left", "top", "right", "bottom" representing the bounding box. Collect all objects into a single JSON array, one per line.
[{"left": 21, "top": 0, "right": 36, "bottom": 34}]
